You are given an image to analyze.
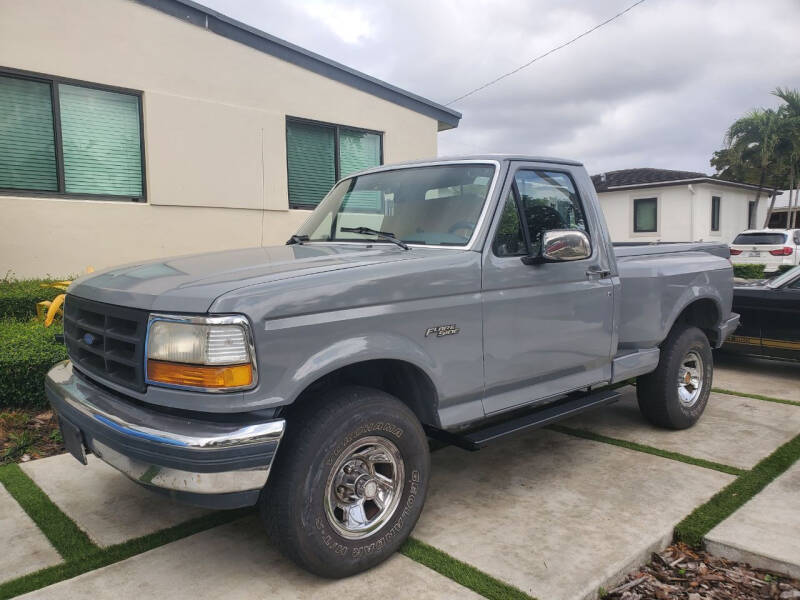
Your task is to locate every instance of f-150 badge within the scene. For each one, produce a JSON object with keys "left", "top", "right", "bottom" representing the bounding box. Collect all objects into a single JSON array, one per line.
[{"left": 425, "top": 324, "right": 460, "bottom": 338}]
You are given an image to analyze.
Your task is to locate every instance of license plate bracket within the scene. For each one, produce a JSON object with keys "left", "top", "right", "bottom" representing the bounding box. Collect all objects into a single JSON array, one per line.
[{"left": 59, "top": 416, "right": 87, "bottom": 465}]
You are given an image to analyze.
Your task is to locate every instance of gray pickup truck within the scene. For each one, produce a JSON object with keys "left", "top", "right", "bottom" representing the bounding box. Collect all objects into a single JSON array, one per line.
[{"left": 46, "top": 155, "right": 738, "bottom": 577}]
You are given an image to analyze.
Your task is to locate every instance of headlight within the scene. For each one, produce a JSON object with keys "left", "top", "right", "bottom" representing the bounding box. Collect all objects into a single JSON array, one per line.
[{"left": 145, "top": 315, "right": 256, "bottom": 391}]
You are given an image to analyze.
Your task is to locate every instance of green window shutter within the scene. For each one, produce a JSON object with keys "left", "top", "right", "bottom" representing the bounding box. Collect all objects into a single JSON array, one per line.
[
  {"left": 0, "top": 75, "right": 58, "bottom": 191},
  {"left": 287, "top": 121, "right": 335, "bottom": 208},
  {"left": 58, "top": 84, "right": 142, "bottom": 197},
  {"left": 338, "top": 129, "right": 381, "bottom": 212}
]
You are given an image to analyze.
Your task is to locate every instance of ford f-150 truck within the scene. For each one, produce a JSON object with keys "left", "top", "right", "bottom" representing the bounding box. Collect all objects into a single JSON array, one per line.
[{"left": 46, "top": 155, "right": 739, "bottom": 577}]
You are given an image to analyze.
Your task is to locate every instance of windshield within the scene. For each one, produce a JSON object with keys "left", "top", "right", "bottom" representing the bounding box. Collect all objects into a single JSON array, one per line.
[
  {"left": 732, "top": 232, "right": 787, "bottom": 245},
  {"left": 295, "top": 164, "right": 496, "bottom": 246},
  {"left": 767, "top": 265, "right": 800, "bottom": 288}
]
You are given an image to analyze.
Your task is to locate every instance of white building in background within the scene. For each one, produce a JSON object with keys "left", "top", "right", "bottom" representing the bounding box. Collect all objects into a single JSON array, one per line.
[{"left": 592, "top": 168, "right": 779, "bottom": 244}]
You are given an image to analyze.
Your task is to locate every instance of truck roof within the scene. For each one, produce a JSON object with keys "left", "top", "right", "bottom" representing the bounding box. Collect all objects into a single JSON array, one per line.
[{"left": 345, "top": 155, "right": 583, "bottom": 180}]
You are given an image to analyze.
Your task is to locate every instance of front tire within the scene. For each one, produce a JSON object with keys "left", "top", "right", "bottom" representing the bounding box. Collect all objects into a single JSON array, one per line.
[
  {"left": 261, "top": 386, "right": 430, "bottom": 578},
  {"left": 637, "top": 325, "right": 713, "bottom": 429}
]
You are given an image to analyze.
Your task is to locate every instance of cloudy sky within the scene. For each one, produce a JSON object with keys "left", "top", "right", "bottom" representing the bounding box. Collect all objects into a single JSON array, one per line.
[{"left": 200, "top": 0, "right": 799, "bottom": 176}]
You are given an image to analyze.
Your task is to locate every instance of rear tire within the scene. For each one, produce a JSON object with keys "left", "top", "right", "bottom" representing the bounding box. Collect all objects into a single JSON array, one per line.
[
  {"left": 260, "top": 386, "right": 430, "bottom": 578},
  {"left": 637, "top": 325, "right": 713, "bottom": 429}
]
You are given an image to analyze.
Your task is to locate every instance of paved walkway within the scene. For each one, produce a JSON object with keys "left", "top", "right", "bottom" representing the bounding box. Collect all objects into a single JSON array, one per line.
[
  {"left": 705, "top": 459, "right": 800, "bottom": 579},
  {"left": 0, "top": 353, "right": 798, "bottom": 599},
  {"left": 0, "top": 486, "right": 61, "bottom": 581},
  {"left": 415, "top": 429, "right": 732, "bottom": 600},
  {"left": 564, "top": 387, "right": 800, "bottom": 470},
  {"left": 21, "top": 454, "right": 209, "bottom": 546},
  {"left": 715, "top": 352, "right": 800, "bottom": 403},
  {"left": 19, "top": 518, "right": 481, "bottom": 600}
]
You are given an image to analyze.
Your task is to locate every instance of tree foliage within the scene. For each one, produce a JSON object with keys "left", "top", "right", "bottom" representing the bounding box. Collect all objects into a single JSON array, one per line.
[{"left": 711, "top": 88, "right": 800, "bottom": 227}]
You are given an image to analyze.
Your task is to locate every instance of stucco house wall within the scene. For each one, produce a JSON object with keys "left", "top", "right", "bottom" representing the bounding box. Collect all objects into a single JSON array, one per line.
[
  {"left": 598, "top": 183, "right": 759, "bottom": 243},
  {"left": 0, "top": 0, "right": 451, "bottom": 278}
]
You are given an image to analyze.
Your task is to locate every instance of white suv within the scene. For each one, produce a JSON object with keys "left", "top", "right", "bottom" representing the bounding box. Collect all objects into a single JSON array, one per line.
[{"left": 730, "top": 229, "right": 800, "bottom": 273}]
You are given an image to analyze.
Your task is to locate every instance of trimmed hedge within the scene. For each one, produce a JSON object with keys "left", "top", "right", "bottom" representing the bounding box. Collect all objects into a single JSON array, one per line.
[
  {"left": 0, "top": 279, "right": 64, "bottom": 321},
  {"left": 776, "top": 264, "right": 795, "bottom": 274},
  {"left": 0, "top": 320, "right": 67, "bottom": 409},
  {"left": 732, "top": 263, "right": 765, "bottom": 279}
]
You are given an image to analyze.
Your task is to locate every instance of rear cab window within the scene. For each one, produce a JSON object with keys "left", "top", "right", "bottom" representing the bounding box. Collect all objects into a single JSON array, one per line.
[{"left": 732, "top": 232, "right": 788, "bottom": 245}]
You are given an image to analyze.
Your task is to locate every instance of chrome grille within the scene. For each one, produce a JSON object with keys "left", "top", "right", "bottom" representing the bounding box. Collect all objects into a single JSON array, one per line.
[{"left": 63, "top": 295, "right": 148, "bottom": 392}]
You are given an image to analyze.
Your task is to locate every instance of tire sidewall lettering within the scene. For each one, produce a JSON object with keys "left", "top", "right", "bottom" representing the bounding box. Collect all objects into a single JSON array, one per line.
[{"left": 325, "top": 422, "right": 404, "bottom": 467}]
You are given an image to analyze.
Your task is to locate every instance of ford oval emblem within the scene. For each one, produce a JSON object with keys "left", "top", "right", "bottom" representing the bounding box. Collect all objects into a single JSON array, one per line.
[{"left": 83, "top": 332, "right": 96, "bottom": 346}]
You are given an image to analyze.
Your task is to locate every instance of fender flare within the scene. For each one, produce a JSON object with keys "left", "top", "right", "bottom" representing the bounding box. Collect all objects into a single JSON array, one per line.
[
  {"left": 662, "top": 285, "right": 724, "bottom": 342},
  {"left": 285, "top": 333, "right": 440, "bottom": 405}
]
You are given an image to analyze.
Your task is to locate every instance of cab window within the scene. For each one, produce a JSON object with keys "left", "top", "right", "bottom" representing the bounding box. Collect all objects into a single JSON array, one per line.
[{"left": 513, "top": 170, "right": 587, "bottom": 254}]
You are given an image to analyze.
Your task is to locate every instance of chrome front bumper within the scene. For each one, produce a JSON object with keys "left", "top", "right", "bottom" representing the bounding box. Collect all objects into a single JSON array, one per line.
[{"left": 46, "top": 361, "right": 285, "bottom": 508}]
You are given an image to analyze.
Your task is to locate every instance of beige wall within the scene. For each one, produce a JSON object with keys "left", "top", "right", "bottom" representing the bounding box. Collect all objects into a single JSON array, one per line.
[
  {"left": 598, "top": 184, "right": 757, "bottom": 244},
  {"left": 0, "top": 0, "right": 439, "bottom": 278}
]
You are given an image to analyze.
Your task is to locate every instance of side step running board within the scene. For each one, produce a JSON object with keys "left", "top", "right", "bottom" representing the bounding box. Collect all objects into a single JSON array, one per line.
[{"left": 426, "top": 388, "right": 621, "bottom": 451}]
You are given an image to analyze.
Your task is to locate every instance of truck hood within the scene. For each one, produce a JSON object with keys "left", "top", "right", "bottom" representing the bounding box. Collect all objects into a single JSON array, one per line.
[{"left": 68, "top": 244, "right": 427, "bottom": 313}]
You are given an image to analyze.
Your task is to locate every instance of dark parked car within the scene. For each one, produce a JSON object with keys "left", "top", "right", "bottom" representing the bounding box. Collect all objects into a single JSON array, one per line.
[{"left": 724, "top": 265, "right": 800, "bottom": 360}]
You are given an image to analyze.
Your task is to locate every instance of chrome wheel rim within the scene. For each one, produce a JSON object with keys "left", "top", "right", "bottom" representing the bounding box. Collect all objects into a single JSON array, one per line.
[
  {"left": 324, "top": 436, "right": 404, "bottom": 540},
  {"left": 677, "top": 350, "right": 704, "bottom": 407}
]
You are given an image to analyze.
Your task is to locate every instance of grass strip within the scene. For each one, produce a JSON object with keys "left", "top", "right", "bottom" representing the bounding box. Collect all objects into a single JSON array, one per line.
[
  {"left": 0, "top": 508, "right": 250, "bottom": 600},
  {"left": 0, "top": 463, "right": 96, "bottom": 560},
  {"left": 712, "top": 387, "right": 800, "bottom": 408},
  {"left": 674, "top": 432, "right": 800, "bottom": 547},
  {"left": 401, "top": 537, "right": 535, "bottom": 600},
  {"left": 547, "top": 424, "right": 746, "bottom": 477}
]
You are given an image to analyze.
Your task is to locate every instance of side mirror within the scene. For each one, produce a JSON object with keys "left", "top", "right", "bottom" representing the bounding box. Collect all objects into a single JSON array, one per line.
[{"left": 521, "top": 229, "right": 591, "bottom": 265}]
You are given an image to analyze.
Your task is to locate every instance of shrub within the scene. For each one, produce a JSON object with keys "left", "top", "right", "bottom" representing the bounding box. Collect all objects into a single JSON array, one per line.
[
  {"left": 733, "top": 263, "right": 765, "bottom": 279},
  {"left": 0, "top": 320, "right": 68, "bottom": 409},
  {"left": 0, "top": 278, "right": 65, "bottom": 321},
  {"left": 776, "top": 264, "right": 795, "bottom": 274}
]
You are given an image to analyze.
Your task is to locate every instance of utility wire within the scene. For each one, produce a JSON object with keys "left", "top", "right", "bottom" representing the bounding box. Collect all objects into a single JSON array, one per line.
[{"left": 445, "top": 0, "right": 648, "bottom": 106}]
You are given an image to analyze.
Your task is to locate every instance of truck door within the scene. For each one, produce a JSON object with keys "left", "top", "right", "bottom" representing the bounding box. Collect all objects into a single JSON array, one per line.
[{"left": 481, "top": 164, "right": 615, "bottom": 414}]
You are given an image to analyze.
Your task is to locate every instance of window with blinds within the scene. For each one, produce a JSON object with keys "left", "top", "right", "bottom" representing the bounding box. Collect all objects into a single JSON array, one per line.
[
  {"left": 59, "top": 85, "right": 143, "bottom": 197},
  {"left": 0, "top": 75, "right": 58, "bottom": 191},
  {"left": 338, "top": 128, "right": 382, "bottom": 212},
  {"left": 0, "top": 70, "right": 144, "bottom": 199},
  {"left": 286, "top": 118, "right": 382, "bottom": 209},
  {"left": 287, "top": 121, "right": 336, "bottom": 209}
]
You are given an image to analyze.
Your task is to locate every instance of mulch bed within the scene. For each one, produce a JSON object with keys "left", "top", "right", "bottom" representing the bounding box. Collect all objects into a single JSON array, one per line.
[
  {"left": 606, "top": 543, "right": 800, "bottom": 599},
  {"left": 1, "top": 408, "right": 65, "bottom": 465}
]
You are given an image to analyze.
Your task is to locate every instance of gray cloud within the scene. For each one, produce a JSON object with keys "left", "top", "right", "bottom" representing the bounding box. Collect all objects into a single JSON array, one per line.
[{"left": 200, "top": 0, "right": 800, "bottom": 175}]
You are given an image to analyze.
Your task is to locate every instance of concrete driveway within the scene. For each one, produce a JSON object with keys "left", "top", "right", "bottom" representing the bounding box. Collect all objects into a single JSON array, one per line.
[{"left": 1, "top": 355, "right": 798, "bottom": 600}]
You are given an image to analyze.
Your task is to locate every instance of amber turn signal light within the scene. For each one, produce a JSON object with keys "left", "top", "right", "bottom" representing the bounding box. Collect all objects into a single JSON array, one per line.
[{"left": 147, "top": 360, "right": 253, "bottom": 389}]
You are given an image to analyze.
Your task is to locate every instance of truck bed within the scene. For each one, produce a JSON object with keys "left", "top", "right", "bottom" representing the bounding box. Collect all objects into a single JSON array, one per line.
[{"left": 614, "top": 241, "right": 733, "bottom": 351}]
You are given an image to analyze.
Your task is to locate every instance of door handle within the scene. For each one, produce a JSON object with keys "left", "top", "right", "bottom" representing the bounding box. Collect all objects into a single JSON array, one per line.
[{"left": 586, "top": 268, "right": 611, "bottom": 279}]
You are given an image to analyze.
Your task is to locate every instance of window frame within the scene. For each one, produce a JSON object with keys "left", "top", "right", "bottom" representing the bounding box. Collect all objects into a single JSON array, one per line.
[
  {"left": 285, "top": 115, "right": 383, "bottom": 210},
  {"left": 0, "top": 66, "right": 147, "bottom": 202},
  {"left": 711, "top": 195, "right": 721, "bottom": 233},
  {"left": 632, "top": 196, "right": 659, "bottom": 234}
]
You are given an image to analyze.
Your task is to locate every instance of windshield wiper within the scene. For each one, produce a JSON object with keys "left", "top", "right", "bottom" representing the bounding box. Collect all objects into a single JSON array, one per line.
[
  {"left": 340, "top": 226, "right": 410, "bottom": 250},
  {"left": 286, "top": 234, "right": 309, "bottom": 245}
]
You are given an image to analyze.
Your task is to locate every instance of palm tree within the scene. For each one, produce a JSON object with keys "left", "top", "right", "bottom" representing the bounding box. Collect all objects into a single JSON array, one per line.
[
  {"left": 773, "top": 87, "right": 800, "bottom": 228},
  {"left": 721, "top": 108, "right": 782, "bottom": 227}
]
